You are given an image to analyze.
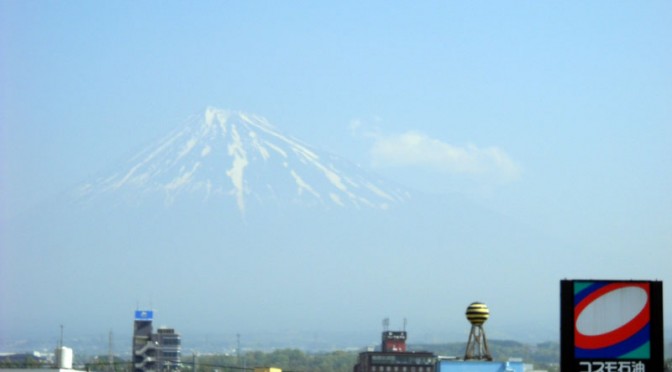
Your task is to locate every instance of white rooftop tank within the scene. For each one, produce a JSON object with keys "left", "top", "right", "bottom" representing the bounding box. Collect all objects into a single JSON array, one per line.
[{"left": 55, "top": 346, "right": 73, "bottom": 369}]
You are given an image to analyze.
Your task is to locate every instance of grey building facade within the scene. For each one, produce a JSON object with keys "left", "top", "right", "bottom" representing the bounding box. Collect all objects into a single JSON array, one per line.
[{"left": 132, "top": 311, "right": 181, "bottom": 372}]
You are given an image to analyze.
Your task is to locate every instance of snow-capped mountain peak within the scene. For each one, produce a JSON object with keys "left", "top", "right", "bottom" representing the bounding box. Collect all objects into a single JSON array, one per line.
[{"left": 81, "top": 107, "right": 410, "bottom": 212}]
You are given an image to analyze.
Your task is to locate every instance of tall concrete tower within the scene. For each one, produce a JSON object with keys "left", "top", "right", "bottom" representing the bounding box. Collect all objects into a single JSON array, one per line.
[
  {"left": 132, "top": 310, "right": 181, "bottom": 372},
  {"left": 133, "top": 310, "right": 157, "bottom": 372}
]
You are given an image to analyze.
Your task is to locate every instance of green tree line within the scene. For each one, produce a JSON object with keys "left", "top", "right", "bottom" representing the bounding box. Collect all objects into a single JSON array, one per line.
[
  {"left": 195, "top": 349, "right": 356, "bottom": 372},
  {"left": 10, "top": 342, "right": 668, "bottom": 372}
]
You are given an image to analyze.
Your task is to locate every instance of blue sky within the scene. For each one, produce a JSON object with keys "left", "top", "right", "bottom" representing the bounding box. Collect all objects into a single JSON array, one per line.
[
  {"left": 2, "top": 1, "right": 671, "bottom": 343},
  {"left": 3, "top": 0, "right": 670, "bottom": 247}
]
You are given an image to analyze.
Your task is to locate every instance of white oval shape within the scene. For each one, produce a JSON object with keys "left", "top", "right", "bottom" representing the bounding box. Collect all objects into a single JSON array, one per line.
[{"left": 576, "top": 286, "right": 648, "bottom": 336}]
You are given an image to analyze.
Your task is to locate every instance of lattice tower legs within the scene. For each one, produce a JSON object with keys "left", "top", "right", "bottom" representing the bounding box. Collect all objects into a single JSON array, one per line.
[{"left": 464, "top": 324, "right": 492, "bottom": 361}]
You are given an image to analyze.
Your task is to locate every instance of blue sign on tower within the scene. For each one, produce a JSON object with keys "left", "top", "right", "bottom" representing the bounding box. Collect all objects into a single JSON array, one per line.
[{"left": 135, "top": 310, "right": 154, "bottom": 321}]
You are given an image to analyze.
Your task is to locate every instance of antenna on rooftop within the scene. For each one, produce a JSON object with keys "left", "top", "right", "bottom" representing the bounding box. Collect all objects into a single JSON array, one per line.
[
  {"left": 403, "top": 318, "right": 407, "bottom": 332},
  {"left": 383, "top": 318, "right": 389, "bottom": 331}
]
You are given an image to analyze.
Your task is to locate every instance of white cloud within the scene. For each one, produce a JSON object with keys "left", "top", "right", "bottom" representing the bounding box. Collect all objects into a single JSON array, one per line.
[{"left": 369, "top": 131, "right": 521, "bottom": 182}]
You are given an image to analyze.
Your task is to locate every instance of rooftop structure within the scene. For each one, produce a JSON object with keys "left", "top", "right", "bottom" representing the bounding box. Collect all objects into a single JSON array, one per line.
[
  {"left": 463, "top": 302, "right": 492, "bottom": 361},
  {"left": 353, "top": 320, "right": 436, "bottom": 372},
  {"left": 132, "top": 310, "right": 181, "bottom": 372}
]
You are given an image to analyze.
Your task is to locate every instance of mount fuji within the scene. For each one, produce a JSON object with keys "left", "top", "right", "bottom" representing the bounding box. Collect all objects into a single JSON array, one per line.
[
  {"left": 2, "top": 107, "right": 564, "bottom": 347},
  {"left": 78, "top": 107, "right": 409, "bottom": 214}
]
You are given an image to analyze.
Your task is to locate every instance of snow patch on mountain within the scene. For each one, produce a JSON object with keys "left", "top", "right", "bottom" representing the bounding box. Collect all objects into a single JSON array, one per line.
[{"left": 80, "top": 107, "right": 410, "bottom": 212}]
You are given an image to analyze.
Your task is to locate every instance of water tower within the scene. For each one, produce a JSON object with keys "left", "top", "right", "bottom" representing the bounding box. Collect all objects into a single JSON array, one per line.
[{"left": 464, "top": 302, "right": 492, "bottom": 361}]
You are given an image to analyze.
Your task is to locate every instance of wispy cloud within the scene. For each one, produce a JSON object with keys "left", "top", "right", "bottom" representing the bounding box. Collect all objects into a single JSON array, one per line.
[{"left": 350, "top": 119, "right": 521, "bottom": 182}]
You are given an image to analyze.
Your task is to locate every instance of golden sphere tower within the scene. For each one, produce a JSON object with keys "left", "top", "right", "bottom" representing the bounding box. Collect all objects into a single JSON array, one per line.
[{"left": 464, "top": 302, "right": 492, "bottom": 361}]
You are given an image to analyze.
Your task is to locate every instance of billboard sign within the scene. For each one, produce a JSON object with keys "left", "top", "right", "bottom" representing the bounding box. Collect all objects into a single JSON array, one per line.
[
  {"left": 134, "top": 310, "right": 154, "bottom": 321},
  {"left": 560, "top": 280, "right": 663, "bottom": 371}
]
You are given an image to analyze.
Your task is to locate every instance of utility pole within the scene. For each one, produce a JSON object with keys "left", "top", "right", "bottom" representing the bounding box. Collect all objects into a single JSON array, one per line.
[
  {"left": 236, "top": 334, "right": 241, "bottom": 367},
  {"left": 108, "top": 330, "right": 114, "bottom": 371}
]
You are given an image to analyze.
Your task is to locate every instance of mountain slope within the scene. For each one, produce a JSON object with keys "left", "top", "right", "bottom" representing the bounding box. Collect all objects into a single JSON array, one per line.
[{"left": 79, "top": 108, "right": 409, "bottom": 213}]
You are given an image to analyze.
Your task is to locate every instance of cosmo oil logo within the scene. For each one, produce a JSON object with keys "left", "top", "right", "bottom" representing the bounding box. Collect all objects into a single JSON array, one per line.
[{"left": 574, "top": 281, "right": 651, "bottom": 359}]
